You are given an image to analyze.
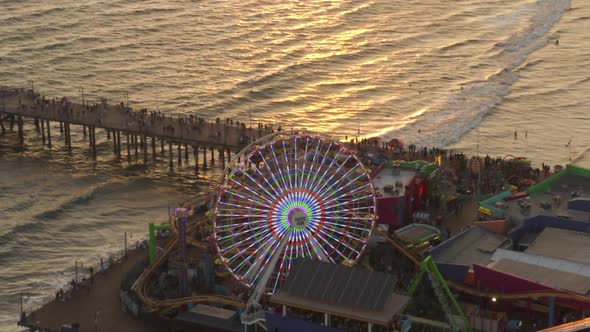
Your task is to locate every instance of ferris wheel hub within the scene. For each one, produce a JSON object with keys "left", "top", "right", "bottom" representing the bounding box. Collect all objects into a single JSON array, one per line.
[{"left": 288, "top": 208, "right": 309, "bottom": 229}]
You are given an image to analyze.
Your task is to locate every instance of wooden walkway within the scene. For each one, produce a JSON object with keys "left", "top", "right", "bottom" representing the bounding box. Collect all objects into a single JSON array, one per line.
[{"left": 0, "top": 88, "right": 276, "bottom": 171}]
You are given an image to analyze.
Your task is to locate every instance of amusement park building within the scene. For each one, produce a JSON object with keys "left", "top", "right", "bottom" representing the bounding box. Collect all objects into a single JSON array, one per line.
[
  {"left": 431, "top": 165, "right": 590, "bottom": 327},
  {"left": 268, "top": 259, "right": 410, "bottom": 332},
  {"left": 371, "top": 161, "right": 438, "bottom": 228}
]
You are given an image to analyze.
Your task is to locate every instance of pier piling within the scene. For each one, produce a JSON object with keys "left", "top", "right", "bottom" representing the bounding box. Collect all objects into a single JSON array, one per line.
[
  {"left": 169, "top": 141, "right": 173, "bottom": 171},
  {"left": 151, "top": 137, "right": 156, "bottom": 161},
  {"left": 202, "top": 145, "right": 207, "bottom": 170},
  {"left": 113, "top": 130, "right": 117, "bottom": 154},
  {"left": 143, "top": 135, "right": 148, "bottom": 163},
  {"left": 91, "top": 126, "right": 96, "bottom": 157},
  {"left": 116, "top": 131, "right": 121, "bottom": 158},
  {"left": 17, "top": 115, "right": 24, "bottom": 146},
  {"left": 198, "top": 145, "right": 199, "bottom": 174},
  {"left": 222, "top": 147, "right": 226, "bottom": 168},
  {"left": 64, "top": 123, "right": 71, "bottom": 151},
  {"left": 126, "top": 132, "right": 130, "bottom": 161},
  {"left": 177, "top": 143, "right": 182, "bottom": 166},
  {"left": 40, "top": 119, "right": 45, "bottom": 144},
  {"left": 46, "top": 120, "right": 52, "bottom": 148}
]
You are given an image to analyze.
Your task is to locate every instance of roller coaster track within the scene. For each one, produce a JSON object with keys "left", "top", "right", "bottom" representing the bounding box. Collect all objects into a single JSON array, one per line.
[
  {"left": 375, "top": 226, "right": 421, "bottom": 266},
  {"left": 445, "top": 279, "right": 590, "bottom": 304},
  {"left": 134, "top": 212, "right": 244, "bottom": 313},
  {"left": 538, "top": 317, "right": 590, "bottom": 332}
]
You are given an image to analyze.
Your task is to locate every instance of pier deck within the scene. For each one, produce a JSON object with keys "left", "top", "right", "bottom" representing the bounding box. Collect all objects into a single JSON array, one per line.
[
  {"left": 19, "top": 247, "right": 162, "bottom": 332},
  {"left": 0, "top": 88, "right": 280, "bottom": 171},
  {"left": 1, "top": 88, "right": 261, "bottom": 150}
]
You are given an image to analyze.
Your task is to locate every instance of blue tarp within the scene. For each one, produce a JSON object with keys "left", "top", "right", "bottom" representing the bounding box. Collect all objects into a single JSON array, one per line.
[{"left": 568, "top": 198, "right": 590, "bottom": 213}]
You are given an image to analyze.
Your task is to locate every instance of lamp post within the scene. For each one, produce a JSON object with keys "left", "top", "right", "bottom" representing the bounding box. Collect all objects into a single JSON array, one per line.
[
  {"left": 123, "top": 92, "right": 129, "bottom": 110},
  {"left": 79, "top": 87, "right": 85, "bottom": 105},
  {"left": 357, "top": 109, "right": 360, "bottom": 138}
]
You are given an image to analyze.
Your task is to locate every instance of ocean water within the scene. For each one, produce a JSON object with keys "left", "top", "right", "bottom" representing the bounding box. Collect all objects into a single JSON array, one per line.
[{"left": 0, "top": 0, "right": 589, "bottom": 329}]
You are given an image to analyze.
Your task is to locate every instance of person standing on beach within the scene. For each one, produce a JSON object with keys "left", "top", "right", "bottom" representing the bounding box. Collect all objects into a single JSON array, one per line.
[{"left": 514, "top": 131, "right": 517, "bottom": 140}]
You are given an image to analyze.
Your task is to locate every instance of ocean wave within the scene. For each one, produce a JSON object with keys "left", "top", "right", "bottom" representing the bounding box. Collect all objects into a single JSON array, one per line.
[
  {"left": 376, "top": 0, "right": 571, "bottom": 147},
  {"left": 0, "top": 179, "right": 131, "bottom": 248},
  {"left": 0, "top": 33, "right": 32, "bottom": 43},
  {"left": 0, "top": 199, "right": 37, "bottom": 214},
  {"left": 571, "top": 145, "right": 590, "bottom": 165},
  {"left": 39, "top": 42, "right": 69, "bottom": 51},
  {"left": 30, "top": 6, "right": 66, "bottom": 17},
  {"left": 572, "top": 15, "right": 590, "bottom": 21},
  {"left": 34, "top": 179, "right": 125, "bottom": 220},
  {"left": 573, "top": 76, "right": 590, "bottom": 85},
  {"left": 438, "top": 39, "right": 480, "bottom": 52}
]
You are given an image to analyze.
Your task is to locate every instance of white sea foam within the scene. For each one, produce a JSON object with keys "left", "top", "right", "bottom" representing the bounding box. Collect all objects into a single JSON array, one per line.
[{"left": 378, "top": 0, "right": 571, "bottom": 147}]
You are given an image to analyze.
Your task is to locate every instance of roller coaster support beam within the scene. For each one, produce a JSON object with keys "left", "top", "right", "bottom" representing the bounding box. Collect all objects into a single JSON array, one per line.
[
  {"left": 406, "top": 256, "right": 472, "bottom": 332},
  {"left": 149, "top": 222, "right": 171, "bottom": 265},
  {"left": 549, "top": 297, "right": 556, "bottom": 327}
]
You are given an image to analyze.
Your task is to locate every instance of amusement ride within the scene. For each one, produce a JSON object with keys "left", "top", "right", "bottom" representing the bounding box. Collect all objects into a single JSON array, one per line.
[{"left": 212, "top": 131, "right": 377, "bottom": 315}]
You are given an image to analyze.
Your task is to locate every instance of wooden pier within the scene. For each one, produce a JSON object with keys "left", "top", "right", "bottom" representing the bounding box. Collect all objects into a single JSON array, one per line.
[{"left": 0, "top": 88, "right": 276, "bottom": 172}]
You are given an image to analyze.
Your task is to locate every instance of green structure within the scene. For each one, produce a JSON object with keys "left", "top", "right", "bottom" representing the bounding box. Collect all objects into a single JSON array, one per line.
[
  {"left": 387, "top": 160, "right": 439, "bottom": 178},
  {"left": 479, "top": 164, "right": 590, "bottom": 219},
  {"left": 149, "top": 222, "right": 171, "bottom": 265},
  {"left": 406, "top": 256, "right": 471, "bottom": 332}
]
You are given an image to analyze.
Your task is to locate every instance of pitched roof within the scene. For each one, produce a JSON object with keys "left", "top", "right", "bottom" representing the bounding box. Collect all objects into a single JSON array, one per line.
[{"left": 270, "top": 259, "right": 409, "bottom": 325}]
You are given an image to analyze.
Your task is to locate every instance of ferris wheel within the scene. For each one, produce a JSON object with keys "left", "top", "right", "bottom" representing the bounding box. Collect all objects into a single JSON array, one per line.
[{"left": 213, "top": 131, "right": 376, "bottom": 296}]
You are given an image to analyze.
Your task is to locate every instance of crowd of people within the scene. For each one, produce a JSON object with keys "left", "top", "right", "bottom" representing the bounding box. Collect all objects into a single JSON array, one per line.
[{"left": 4, "top": 88, "right": 284, "bottom": 151}]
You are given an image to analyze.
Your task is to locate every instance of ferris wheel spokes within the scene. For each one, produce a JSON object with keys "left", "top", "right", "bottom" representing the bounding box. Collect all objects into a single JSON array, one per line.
[{"left": 214, "top": 132, "right": 376, "bottom": 295}]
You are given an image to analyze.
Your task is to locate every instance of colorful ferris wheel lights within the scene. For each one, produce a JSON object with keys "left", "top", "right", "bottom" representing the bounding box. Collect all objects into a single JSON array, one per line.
[{"left": 213, "top": 132, "right": 376, "bottom": 294}]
